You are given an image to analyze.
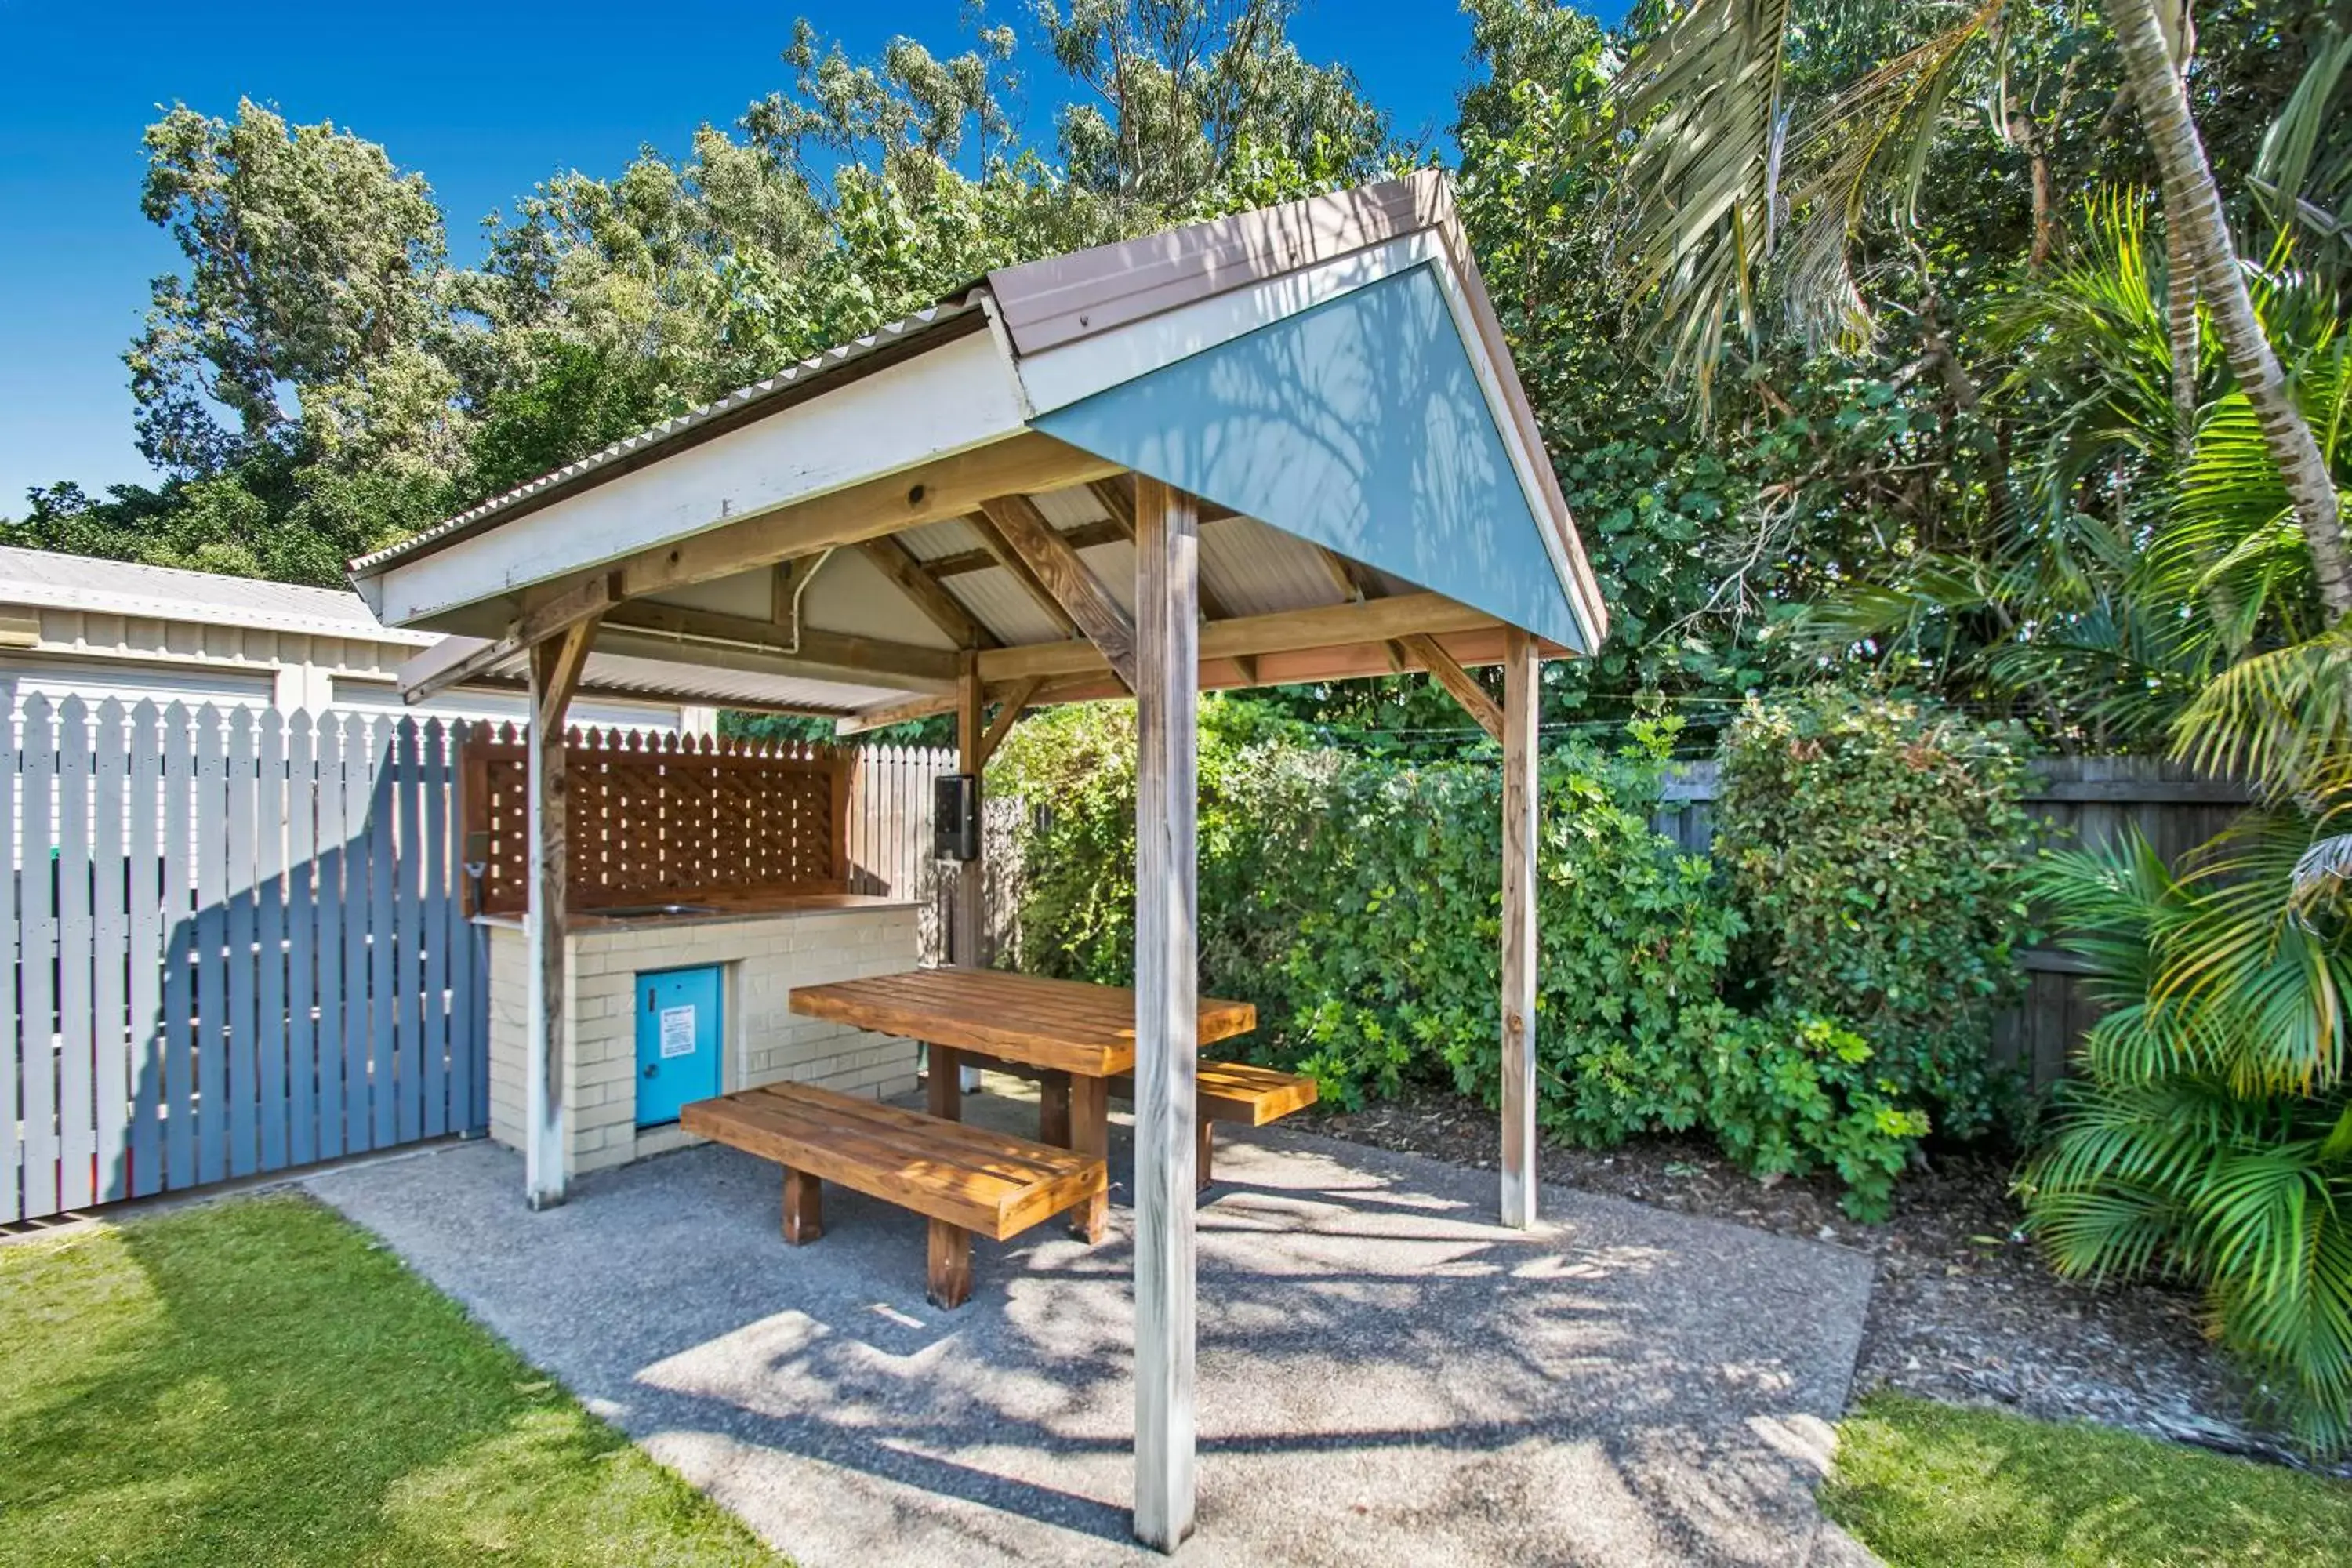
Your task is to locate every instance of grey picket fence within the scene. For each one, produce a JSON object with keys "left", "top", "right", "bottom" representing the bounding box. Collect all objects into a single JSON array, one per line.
[{"left": 4, "top": 698, "right": 487, "bottom": 1223}]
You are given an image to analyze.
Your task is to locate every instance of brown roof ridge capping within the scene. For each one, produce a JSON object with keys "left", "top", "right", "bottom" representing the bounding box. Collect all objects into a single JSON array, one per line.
[
  {"left": 987, "top": 169, "right": 1608, "bottom": 645},
  {"left": 982, "top": 170, "right": 1451, "bottom": 355}
]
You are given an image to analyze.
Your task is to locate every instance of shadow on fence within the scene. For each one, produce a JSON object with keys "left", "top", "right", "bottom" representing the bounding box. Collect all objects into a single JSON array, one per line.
[{"left": 6, "top": 697, "right": 486, "bottom": 1225}]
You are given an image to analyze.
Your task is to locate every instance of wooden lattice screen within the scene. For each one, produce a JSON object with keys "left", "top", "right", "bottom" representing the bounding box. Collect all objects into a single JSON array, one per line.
[{"left": 459, "top": 727, "right": 854, "bottom": 915}]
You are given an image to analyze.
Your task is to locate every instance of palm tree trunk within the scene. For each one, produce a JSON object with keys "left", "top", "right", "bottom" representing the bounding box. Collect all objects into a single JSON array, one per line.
[
  {"left": 2110, "top": 0, "right": 2352, "bottom": 620},
  {"left": 2165, "top": 219, "right": 2199, "bottom": 456}
]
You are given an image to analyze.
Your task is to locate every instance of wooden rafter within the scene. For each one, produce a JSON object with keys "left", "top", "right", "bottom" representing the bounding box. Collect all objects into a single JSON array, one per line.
[
  {"left": 964, "top": 510, "right": 1083, "bottom": 639},
  {"left": 978, "top": 494, "right": 1138, "bottom": 690},
  {"left": 1311, "top": 544, "right": 1413, "bottom": 673},
  {"left": 1087, "top": 476, "right": 1137, "bottom": 536},
  {"left": 1093, "top": 475, "right": 1240, "bottom": 623},
  {"left": 856, "top": 536, "right": 997, "bottom": 648},
  {"left": 924, "top": 520, "right": 1125, "bottom": 577}
]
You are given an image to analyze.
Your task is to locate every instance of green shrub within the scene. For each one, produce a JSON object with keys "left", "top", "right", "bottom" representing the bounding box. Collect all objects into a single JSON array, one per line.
[
  {"left": 988, "top": 696, "right": 1338, "bottom": 1033},
  {"left": 1705, "top": 1008, "right": 1932, "bottom": 1221},
  {"left": 1282, "top": 724, "right": 1741, "bottom": 1143},
  {"left": 990, "top": 699, "right": 1951, "bottom": 1217},
  {"left": 1716, "top": 688, "right": 2034, "bottom": 1138}
]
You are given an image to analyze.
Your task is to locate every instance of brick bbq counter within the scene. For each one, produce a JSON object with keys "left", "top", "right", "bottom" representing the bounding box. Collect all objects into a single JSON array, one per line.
[{"left": 477, "top": 895, "right": 924, "bottom": 1180}]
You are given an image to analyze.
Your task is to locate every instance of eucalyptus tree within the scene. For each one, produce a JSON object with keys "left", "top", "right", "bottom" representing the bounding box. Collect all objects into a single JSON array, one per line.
[
  {"left": 1594, "top": 0, "right": 2351, "bottom": 616},
  {"left": 129, "top": 99, "right": 456, "bottom": 481},
  {"left": 1036, "top": 0, "right": 1396, "bottom": 215}
]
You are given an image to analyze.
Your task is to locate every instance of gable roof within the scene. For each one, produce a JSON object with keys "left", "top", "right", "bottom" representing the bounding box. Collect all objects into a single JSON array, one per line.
[{"left": 350, "top": 172, "right": 1610, "bottom": 724}]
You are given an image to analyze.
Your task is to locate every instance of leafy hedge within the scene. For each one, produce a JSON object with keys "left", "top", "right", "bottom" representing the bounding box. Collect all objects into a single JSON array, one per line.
[
  {"left": 1715, "top": 689, "right": 2036, "bottom": 1138},
  {"left": 987, "top": 690, "right": 2030, "bottom": 1218}
]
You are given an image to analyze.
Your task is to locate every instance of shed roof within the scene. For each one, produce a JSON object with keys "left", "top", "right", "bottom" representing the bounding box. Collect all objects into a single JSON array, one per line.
[
  {"left": 0, "top": 546, "right": 433, "bottom": 645},
  {"left": 351, "top": 172, "right": 1609, "bottom": 728}
]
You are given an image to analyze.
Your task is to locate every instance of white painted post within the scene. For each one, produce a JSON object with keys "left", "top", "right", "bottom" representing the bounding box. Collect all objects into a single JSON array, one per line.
[
  {"left": 524, "top": 624, "right": 594, "bottom": 1210},
  {"left": 1132, "top": 475, "right": 1200, "bottom": 1552},
  {"left": 1500, "top": 628, "right": 1539, "bottom": 1229}
]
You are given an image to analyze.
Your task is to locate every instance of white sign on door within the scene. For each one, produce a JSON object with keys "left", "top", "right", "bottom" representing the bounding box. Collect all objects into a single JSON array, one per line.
[{"left": 659, "top": 1004, "right": 698, "bottom": 1058}]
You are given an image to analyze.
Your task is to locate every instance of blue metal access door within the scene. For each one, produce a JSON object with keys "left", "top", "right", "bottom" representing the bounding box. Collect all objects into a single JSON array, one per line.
[{"left": 635, "top": 965, "right": 723, "bottom": 1127}]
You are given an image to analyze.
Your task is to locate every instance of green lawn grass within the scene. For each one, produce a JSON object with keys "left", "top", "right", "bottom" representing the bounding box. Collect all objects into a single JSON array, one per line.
[
  {"left": 1824, "top": 1392, "right": 2352, "bottom": 1567},
  {"left": 0, "top": 1192, "right": 783, "bottom": 1568}
]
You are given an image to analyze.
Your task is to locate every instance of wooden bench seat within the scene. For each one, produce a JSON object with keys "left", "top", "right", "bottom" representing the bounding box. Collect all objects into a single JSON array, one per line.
[
  {"left": 1102, "top": 1060, "right": 1318, "bottom": 1188},
  {"left": 680, "top": 1082, "right": 1107, "bottom": 1308}
]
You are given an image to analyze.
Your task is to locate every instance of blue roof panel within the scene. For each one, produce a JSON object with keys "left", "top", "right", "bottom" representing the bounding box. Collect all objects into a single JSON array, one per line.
[{"left": 1031, "top": 263, "right": 1587, "bottom": 653}]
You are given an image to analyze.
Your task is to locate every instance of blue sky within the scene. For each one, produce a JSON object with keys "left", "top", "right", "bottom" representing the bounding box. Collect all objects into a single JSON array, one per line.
[{"left": 0, "top": 1, "right": 1562, "bottom": 507}]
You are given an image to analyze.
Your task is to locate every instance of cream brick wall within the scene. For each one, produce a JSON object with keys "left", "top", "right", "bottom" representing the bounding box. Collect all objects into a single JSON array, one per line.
[{"left": 482, "top": 903, "right": 922, "bottom": 1179}]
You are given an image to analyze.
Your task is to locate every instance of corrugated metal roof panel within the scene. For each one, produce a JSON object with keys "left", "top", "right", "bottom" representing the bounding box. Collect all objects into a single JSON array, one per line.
[
  {"left": 941, "top": 567, "right": 1073, "bottom": 648},
  {"left": 349, "top": 297, "right": 985, "bottom": 576},
  {"left": 1200, "top": 517, "right": 1355, "bottom": 617},
  {"left": 1028, "top": 485, "right": 1112, "bottom": 529},
  {"left": 571, "top": 652, "right": 907, "bottom": 715},
  {"left": 894, "top": 515, "right": 986, "bottom": 564},
  {"left": 0, "top": 546, "right": 432, "bottom": 644}
]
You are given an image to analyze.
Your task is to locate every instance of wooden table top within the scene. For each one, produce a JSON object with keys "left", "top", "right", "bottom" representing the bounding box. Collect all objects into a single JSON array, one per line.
[{"left": 788, "top": 965, "right": 1257, "bottom": 1079}]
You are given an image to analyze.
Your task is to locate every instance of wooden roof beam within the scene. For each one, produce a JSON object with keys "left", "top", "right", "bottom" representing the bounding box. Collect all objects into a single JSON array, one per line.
[
  {"left": 597, "top": 601, "right": 962, "bottom": 692},
  {"left": 978, "top": 494, "right": 1138, "bottom": 690},
  {"left": 963, "top": 509, "right": 1083, "bottom": 640},
  {"left": 837, "top": 673, "right": 1096, "bottom": 736},
  {"left": 405, "top": 571, "right": 618, "bottom": 703},
  {"left": 924, "top": 519, "right": 1125, "bottom": 577},
  {"left": 856, "top": 536, "right": 998, "bottom": 648},
  {"left": 977, "top": 590, "right": 1499, "bottom": 683},
  {"left": 517, "top": 431, "right": 1120, "bottom": 615},
  {"left": 1092, "top": 475, "right": 1240, "bottom": 623}
]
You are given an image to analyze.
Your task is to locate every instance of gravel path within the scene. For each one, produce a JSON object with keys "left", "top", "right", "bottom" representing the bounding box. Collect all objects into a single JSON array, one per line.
[
  {"left": 1305, "top": 1088, "right": 2347, "bottom": 1476},
  {"left": 310, "top": 1102, "right": 1877, "bottom": 1567}
]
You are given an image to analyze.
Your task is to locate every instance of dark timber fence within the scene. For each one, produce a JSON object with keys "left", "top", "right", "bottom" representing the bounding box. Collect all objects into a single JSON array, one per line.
[
  {"left": 1656, "top": 754, "right": 2255, "bottom": 1094},
  {"left": 4, "top": 699, "right": 488, "bottom": 1224}
]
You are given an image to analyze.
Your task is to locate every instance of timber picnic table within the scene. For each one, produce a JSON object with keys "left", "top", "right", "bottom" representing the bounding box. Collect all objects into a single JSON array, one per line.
[{"left": 789, "top": 965, "right": 1258, "bottom": 1242}]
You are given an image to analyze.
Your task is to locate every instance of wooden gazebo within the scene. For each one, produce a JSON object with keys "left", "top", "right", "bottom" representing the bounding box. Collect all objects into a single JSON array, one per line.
[{"left": 350, "top": 169, "right": 1607, "bottom": 1552}]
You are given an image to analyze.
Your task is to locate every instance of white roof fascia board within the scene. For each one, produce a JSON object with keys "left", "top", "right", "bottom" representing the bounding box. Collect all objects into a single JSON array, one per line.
[
  {"left": 361, "top": 327, "right": 1030, "bottom": 629},
  {"left": 1011, "top": 230, "right": 1442, "bottom": 416}
]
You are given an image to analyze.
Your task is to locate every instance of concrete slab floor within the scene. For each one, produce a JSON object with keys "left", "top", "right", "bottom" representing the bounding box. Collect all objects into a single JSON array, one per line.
[{"left": 307, "top": 1091, "right": 1878, "bottom": 1567}]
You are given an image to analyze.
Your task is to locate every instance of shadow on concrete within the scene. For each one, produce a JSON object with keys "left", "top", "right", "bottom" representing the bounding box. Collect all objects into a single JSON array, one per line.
[{"left": 307, "top": 1092, "right": 1875, "bottom": 1568}]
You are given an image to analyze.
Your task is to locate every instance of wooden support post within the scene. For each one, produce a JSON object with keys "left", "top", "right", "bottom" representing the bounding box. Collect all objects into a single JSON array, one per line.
[
  {"left": 927, "top": 1219, "right": 973, "bottom": 1309},
  {"left": 1039, "top": 1069, "right": 1073, "bottom": 1146},
  {"left": 927, "top": 1044, "right": 964, "bottom": 1121},
  {"left": 782, "top": 1168, "right": 823, "bottom": 1244},
  {"left": 1069, "top": 1073, "right": 1109, "bottom": 1243},
  {"left": 952, "top": 655, "right": 986, "bottom": 1094},
  {"left": 1131, "top": 474, "right": 1200, "bottom": 1553},
  {"left": 524, "top": 617, "right": 597, "bottom": 1210},
  {"left": 1499, "top": 628, "right": 1538, "bottom": 1229}
]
